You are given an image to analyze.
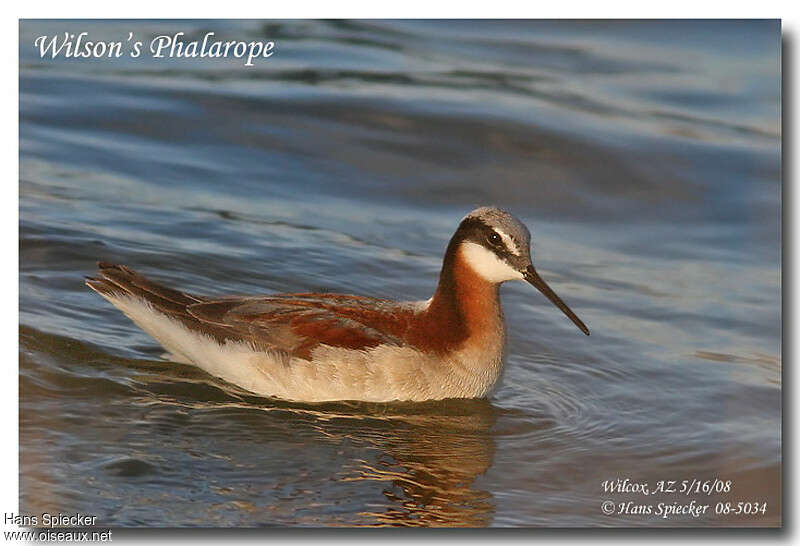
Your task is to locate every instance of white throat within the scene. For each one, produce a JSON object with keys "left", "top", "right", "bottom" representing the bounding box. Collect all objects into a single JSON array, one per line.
[{"left": 459, "top": 242, "right": 524, "bottom": 283}]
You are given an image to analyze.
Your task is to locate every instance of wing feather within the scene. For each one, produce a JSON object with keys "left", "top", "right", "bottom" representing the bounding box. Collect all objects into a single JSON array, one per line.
[{"left": 187, "top": 294, "right": 410, "bottom": 359}]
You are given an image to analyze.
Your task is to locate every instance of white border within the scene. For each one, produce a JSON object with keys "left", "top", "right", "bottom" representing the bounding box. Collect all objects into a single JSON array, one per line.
[{"left": 6, "top": 4, "right": 792, "bottom": 544}]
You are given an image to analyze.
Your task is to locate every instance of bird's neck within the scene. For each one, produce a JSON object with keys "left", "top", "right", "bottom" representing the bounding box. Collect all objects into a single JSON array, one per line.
[{"left": 425, "top": 243, "right": 503, "bottom": 348}]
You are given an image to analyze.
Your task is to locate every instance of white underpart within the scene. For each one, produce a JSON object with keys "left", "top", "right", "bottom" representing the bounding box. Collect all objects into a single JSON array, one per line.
[
  {"left": 100, "top": 294, "right": 505, "bottom": 402},
  {"left": 460, "top": 241, "right": 524, "bottom": 283},
  {"left": 494, "top": 228, "right": 521, "bottom": 256}
]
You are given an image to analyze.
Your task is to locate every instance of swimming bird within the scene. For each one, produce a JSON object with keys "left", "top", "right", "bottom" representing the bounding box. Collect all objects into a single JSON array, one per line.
[{"left": 86, "top": 207, "right": 589, "bottom": 402}]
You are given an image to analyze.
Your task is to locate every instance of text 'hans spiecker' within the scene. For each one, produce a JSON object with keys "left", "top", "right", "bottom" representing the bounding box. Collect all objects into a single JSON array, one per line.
[{"left": 5, "top": 512, "right": 98, "bottom": 527}]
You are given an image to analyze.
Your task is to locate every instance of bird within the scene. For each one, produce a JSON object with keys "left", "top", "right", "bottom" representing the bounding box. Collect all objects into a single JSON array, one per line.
[{"left": 86, "top": 206, "right": 589, "bottom": 403}]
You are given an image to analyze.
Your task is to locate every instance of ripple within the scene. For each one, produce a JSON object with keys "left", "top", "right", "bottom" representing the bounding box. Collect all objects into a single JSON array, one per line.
[{"left": 102, "top": 457, "right": 158, "bottom": 478}]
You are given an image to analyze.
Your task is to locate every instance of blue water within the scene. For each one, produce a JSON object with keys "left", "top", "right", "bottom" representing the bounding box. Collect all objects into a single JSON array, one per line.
[{"left": 19, "top": 19, "right": 781, "bottom": 527}]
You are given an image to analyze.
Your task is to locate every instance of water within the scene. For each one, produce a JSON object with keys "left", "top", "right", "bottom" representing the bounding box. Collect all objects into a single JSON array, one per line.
[{"left": 19, "top": 20, "right": 781, "bottom": 527}]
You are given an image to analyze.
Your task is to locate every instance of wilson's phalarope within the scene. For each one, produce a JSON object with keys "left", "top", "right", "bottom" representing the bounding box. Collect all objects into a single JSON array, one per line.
[{"left": 86, "top": 207, "right": 589, "bottom": 402}]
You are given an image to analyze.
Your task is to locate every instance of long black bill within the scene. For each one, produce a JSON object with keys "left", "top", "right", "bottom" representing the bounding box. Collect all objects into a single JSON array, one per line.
[{"left": 523, "top": 265, "right": 590, "bottom": 336}]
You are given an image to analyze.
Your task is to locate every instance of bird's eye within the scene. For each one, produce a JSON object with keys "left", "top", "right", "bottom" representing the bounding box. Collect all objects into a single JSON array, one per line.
[{"left": 488, "top": 232, "right": 503, "bottom": 247}]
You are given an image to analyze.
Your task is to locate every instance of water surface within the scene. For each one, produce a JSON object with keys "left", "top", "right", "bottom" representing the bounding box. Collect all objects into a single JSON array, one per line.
[{"left": 19, "top": 19, "right": 781, "bottom": 527}]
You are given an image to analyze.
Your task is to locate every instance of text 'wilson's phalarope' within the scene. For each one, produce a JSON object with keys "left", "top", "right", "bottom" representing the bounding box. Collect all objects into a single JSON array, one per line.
[{"left": 86, "top": 207, "right": 589, "bottom": 402}]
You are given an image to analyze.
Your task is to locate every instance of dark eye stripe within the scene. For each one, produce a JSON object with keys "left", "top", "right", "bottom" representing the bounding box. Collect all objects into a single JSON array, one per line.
[{"left": 455, "top": 218, "right": 518, "bottom": 258}]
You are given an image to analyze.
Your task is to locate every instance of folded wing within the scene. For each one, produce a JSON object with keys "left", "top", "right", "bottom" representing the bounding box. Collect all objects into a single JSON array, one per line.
[
  {"left": 87, "top": 263, "right": 411, "bottom": 360},
  {"left": 187, "top": 294, "right": 411, "bottom": 359}
]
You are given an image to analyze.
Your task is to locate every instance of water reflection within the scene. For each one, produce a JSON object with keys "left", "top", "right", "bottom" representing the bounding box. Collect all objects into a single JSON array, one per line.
[
  {"left": 205, "top": 400, "right": 499, "bottom": 527},
  {"left": 326, "top": 400, "right": 498, "bottom": 526}
]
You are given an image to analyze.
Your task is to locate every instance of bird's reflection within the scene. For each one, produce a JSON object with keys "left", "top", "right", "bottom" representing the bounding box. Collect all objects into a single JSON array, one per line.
[
  {"left": 317, "top": 399, "right": 498, "bottom": 526},
  {"left": 211, "top": 395, "right": 499, "bottom": 527}
]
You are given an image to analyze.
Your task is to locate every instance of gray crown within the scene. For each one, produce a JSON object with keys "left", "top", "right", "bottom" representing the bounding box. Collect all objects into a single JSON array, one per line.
[{"left": 464, "top": 206, "right": 531, "bottom": 258}]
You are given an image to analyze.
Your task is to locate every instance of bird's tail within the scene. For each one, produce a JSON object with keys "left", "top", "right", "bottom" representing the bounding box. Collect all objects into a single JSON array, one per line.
[{"left": 85, "top": 262, "right": 205, "bottom": 317}]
